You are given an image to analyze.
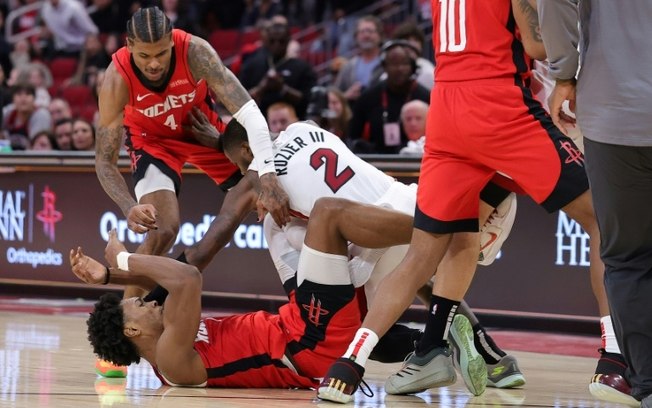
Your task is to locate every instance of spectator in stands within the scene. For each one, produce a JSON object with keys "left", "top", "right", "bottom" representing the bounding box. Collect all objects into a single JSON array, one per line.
[
  {"left": 29, "top": 129, "right": 57, "bottom": 151},
  {"left": 304, "top": 85, "right": 351, "bottom": 140},
  {"left": 1, "top": 83, "right": 52, "bottom": 150},
  {"left": 48, "top": 97, "right": 72, "bottom": 122},
  {"left": 326, "top": 87, "right": 352, "bottom": 138},
  {"left": 67, "top": 33, "right": 110, "bottom": 88},
  {"left": 9, "top": 38, "right": 33, "bottom": 71},
  {"left": 399, "top": 99, "right": 428, "bottom": 156},
  {"left": 240, "top": 20, "right": 317, "bottom": 119},
  {"left": 0, "top": 65, "right": 11, "bottom": 112},
  {"left": 346, "top": 40, "right": 430, "bottom": 154},
  {"left": 333, "top": 15, "right": 384, "bottom": 105},
  {"left": 71, "top": 117, "right": 95, "bottom": 151},
  {"left": 52, "top": 117, "right": 74, "bottom": 150},
  {"left": 391, "top": 21, "right": 434, "bottom": 90},
  {"left": 266, "top": 101, "right": 298, "bottom": 133},
  {"left": 401, "top": 99, "right": 428, "bottom": 142},
  {"left": 40, "top": 0, "right": 99, "bottom": 58},
  {"left": 26, "top": 62, "right": 52, "bottom": 108}
]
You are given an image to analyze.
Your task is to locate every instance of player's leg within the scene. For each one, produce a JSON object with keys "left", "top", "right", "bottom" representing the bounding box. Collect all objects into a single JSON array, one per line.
[
  {"left": 129, "top": 163, "right": 181, "bottom": 298},
  {"left": 478, "top": 183, "right": 518, "bottom": 266},
  {"left": 494, "top": 85, "right": 628, "bottom": 402},
  {"left": 582, "top": 140, "right": 652, "bottom": 405}
]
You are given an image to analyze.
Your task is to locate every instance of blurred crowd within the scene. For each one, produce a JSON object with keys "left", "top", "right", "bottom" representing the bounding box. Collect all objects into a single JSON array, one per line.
[{"left": 0, "top": 0, "right": 433, "bottom": 155}]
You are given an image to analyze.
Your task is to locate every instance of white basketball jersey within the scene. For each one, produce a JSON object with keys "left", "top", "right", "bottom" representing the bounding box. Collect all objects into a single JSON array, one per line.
[{"left": 270, "top": 122, "right": 394, "bottom": 218}]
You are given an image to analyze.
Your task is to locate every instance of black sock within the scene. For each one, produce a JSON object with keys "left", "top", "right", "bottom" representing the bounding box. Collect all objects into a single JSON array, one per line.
[
  {"left": 415, "top": 295, "right": 459, "bottom": 356},
  {"left": 472, "top": 324, "right": 506, "bottom": 364},
  {"left": 143, "top": 251, "right": 188, "bottom": 304}
]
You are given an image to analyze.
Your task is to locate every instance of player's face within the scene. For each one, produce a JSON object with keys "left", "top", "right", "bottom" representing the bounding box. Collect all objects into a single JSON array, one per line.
[
  {"left": 122, "top": 297, "right": 164, "bottom": 332},
  {"left": 128, "top": 35, "right": 174, "bottom": 84},
  {"left": 224, "top": 143, "right": 253, "bottom": 176}
]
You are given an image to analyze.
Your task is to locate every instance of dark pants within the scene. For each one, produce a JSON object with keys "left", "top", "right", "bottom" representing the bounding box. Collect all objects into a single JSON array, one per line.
[{"left": 585, "top": 138, "right": 652, "bottom": 400}]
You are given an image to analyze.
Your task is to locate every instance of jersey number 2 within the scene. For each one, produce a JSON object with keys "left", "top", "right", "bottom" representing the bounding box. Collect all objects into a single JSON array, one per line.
[
  {"left": 439, "top": 0, "right": 467, "bottom": 52},
  {"left": 310, "top": 148, "right": 355, "bottom": 193}
]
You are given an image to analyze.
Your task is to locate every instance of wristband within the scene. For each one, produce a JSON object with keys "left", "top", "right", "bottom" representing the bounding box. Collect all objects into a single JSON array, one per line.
[
  {"left": 103, "top": 267, "right": 110, "bottom": 285},
  {"left": 116, "top": 251, "right": 132, "bottom": 271}
]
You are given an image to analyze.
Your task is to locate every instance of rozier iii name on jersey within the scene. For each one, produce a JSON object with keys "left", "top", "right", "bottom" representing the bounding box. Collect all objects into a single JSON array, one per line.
[
  {"left": 274, "top": 130, "right": 325, "bottom": 175},
  {"left": 136, "top": 90, "right": 197, "bottom": 118}
]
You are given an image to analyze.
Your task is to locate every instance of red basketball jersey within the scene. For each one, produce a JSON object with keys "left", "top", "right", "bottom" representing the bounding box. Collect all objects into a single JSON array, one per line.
[
  {"left": 184, "top": 312, "right": 316, "bottom": 388},
  {"left": 432, "top": 0, "right": 531, "bottom": 82},
  {"left": 112, "top": 29, "right": 226, "bottom": 144}
]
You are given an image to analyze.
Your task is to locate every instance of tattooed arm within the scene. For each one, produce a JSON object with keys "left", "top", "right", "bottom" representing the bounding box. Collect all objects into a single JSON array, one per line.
[
  {"left": 96, "top": 63, "right": 158, "bottom": 233},
  {"left": 187, "top": 35, "right": 291, "bottom": 226},
  {"left": 512, "top": 0, "right": 547, "bottom": 60}
]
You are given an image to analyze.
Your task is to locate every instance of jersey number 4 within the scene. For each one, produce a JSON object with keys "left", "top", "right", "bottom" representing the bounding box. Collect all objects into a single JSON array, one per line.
[
  {"left": 164, "top": 114, "right": 178, "bottom": 130},
  {"left": 310, "top": 148, "right": 355, "bottom": 193},
  {"left": 439, "top": 0, "right": 467, "bottom": 52}
]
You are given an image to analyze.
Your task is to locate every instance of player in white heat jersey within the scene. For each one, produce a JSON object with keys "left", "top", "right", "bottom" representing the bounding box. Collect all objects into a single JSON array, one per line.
[{"left": 249, "top": 120, "right": 405, "bottom": 218}]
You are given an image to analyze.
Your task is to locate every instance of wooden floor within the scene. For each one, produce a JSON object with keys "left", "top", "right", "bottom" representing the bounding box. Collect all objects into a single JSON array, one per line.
[{"left": 0, "top": 310, "right": 631, "bottom": 408}]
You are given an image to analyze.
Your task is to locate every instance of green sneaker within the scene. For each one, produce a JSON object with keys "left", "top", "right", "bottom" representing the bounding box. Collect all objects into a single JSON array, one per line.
[
  {"left": 385, "top": 346, "right": 456, "bottom": 395},
  {"left": 448, "top": 314, "right": 487, "bottom": 396}
]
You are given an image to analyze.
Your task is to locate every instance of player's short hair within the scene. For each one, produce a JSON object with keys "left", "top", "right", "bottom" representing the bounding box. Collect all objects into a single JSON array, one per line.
[
  {"left": 219, "top": 119, "right": 249, "bottom": 154},
  {"left": 126, "top": 7, "right": 172, "bottom": 43},
  {"left": 87, "top": 293, "right": 141, "bottom": 366}
]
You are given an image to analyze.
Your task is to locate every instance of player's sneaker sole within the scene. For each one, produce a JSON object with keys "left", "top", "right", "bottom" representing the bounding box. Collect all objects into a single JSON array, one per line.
[
  {"left": 449, "top": 314, "right": 487, "bottom": 396},
  {"left": 589, "top": 374, "right": 639, "bottom": 407}
]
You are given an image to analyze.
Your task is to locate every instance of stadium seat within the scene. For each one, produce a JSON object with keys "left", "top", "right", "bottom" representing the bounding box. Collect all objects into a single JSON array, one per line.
[
  {"left": 48, "top": 58, "right": 78, "bottom": 82},
  {"left": 208, "top": 29, "right": 241, "bottom": 59},
  {"left": 60, "top": 85, "right": 94, "bottom": 107}
]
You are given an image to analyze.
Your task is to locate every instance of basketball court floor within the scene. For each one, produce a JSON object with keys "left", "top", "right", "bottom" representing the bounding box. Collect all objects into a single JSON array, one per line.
[{"left": 0, "top": 297, "right": 635, "bottom": 408}]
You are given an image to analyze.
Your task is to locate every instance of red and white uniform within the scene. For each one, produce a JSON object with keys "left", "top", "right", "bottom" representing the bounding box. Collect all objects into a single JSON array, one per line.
[
  {"left": 417, "top": 0, "right": 588, "bottom": 233},
  {"left": 112, "top": 29, "right": 237, "bottom": 187},
  {"left": 154, "top": 289, "right": 362, "bottom": 388}
]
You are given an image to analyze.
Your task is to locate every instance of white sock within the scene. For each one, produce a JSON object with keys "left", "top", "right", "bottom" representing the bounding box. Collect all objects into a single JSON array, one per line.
[
  {"left": 343, "top": 328, "right": 379, "bottom": 368},
  {"left": 601, "top": 315, "right": 621, "bottom": 354}
]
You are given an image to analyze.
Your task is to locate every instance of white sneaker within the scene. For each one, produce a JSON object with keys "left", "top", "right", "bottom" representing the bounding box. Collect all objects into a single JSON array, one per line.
[{"left": 478, "top": 193, "right": 517, "bottom": 266}]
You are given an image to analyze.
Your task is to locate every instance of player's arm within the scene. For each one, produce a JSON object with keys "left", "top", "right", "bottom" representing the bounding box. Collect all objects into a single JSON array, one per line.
[
  {"left": 512, "top": 0, "right": 546, "bottom": 60},
  {"left": 537, "top": 0, "right": 580, "bottom": 135},
  {"left": 102, "top": 230, "right": 206, "bottom": 385},
  {"left": 186, "top": 35, "right": 290, "bottom": 227},
  {"left": 183, "top": 171, "right": 259, "bottom": 271},
  {"left": 95, "top": 63, "right": 157, "bottom": 232}
]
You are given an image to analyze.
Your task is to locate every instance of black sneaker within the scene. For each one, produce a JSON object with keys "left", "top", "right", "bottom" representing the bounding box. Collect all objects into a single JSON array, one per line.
[{"left": 317, "top": 358, "right": 372, "bottom": 403}]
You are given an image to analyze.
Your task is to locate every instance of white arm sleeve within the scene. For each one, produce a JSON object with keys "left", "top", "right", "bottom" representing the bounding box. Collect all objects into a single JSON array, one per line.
[
  {"left": 263, "top": 215, "right": 307, "bottom": 285},
  {"left": 233, "top": 100, "right": 275, "bottom": 175}
]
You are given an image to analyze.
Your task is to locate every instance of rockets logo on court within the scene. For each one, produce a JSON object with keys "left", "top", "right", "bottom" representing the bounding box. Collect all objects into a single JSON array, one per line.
[
  {"left": 302, "top": 294, "right": 329, "bottom": 326},
  {"left": 559, "top": 141, "right": 584, "bottom": 167},
  {"left": 35, "top": 186, "right": 62, "bottom": 242}
]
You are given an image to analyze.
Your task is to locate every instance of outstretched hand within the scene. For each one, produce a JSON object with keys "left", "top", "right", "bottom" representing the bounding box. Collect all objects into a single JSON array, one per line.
[
  {"left": 69, "top": 246, "right": 108, "bottom": 285},
  {"left": 257, "top": 173, "right": 291, "bottom": 226},
  {"left": 105, "top": 229, "right": 128, "bottom": 270},
  {"left": 186, "top": 107, "right": 221, "bottom": 149},
  {"left": 127, "top": 203, "right": 157, "bottom": 233}
]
